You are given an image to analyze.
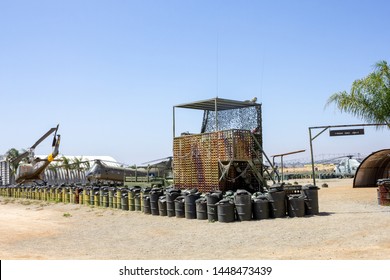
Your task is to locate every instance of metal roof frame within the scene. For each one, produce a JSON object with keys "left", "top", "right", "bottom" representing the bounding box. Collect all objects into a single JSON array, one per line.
[
  {"left": 174, "top": 97, "right": 259, "bottom": 111},
  {"left": 173, "top": 97, "right": 260, "bottom": 137}
]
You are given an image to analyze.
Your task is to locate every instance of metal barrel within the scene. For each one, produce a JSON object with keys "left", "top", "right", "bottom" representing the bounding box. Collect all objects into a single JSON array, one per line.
[
  {"left": 206, "top": 192, "right": 222, "bottom": 222},
  {"left": 158, "top": 196, "right": 167, "bottom": 216},
  {"left": 302, "top": 184, "right": 319, "bottom": 215},
  {"left": 116, "top": 189, "right": 122, "bottom": 209},
  {"left": 99, "top": 188, "right": 104, "bottom": 206},
  {"left": 134, "top": 194, "right": 141, "bottom": 211},
  {"left": 128, "top": 188, "right": 135, "bottom": 211},
  {"left": 377, "top": 180, "right": 390, "bottom": 206},
  {"left": 287, "top": 194, "right": 306, "bottom": 218},
  {"left": 166, "top": 189, "right": 181, "bottom": 217},
  {"left": 196, "top": 197, "right": 208, "bottom": 220},
  {"left": 216, "top": 199, "right": 235, "bottom": 223},
  {"left": 252, "top": 196, "right": 269, "bottom": 220},
  {"left": 141, "top": 187, "right": 152, "bottom": 213},
  {"left": 185, "top": 193, "right": 200, "bottom": 219},
  {"left": 108, "top": 188, "right": 114, "bottom": 208},
  {"left": 143, "top": 195, "right": 151, "bottom": 215},
  {"left": 129, "top": 186, "right": 141, "bottom": 211},
  {"left": 150, "top": 188, "right": 163, "bottom": 216},
  {"left": 94, "top": 194, "right": 99, "bottom": 207},
  {"left": 90, "top": 189, "right": 95, "bottom": 206},
  {"left": 174, "top": 196, "right": 185, "bottom": 218},
  {"left": 234, "top": 189, "right": 252, "bottom": 221},
  {"left": 102, "top": 194, "right": 108, "bottom": 207},
  {"left": 267, "top": 189, "right": 286, "bottom": 218},
  {"left": 121, "top": 193, "right": 129, "bottom": 211}
]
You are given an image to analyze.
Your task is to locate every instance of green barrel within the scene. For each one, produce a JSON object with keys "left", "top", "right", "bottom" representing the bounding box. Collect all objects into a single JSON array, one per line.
[
  {"left": 141, "top": 187, "right": 151, "bottom": 213},
  {"left": 102, "top": 194, "right": 108, "bottom": 207},
  {"left": 216, "top": 199, "right": 235, "bottom": 223},
  {"left": 143, "top": 195, "right": 151, "bottom": 214},
  {"left": 268, "top": 185, "right": 286, "bottom": 218},
  {"left": 129, "top": 187, "right": 141, "bottom": 211},
  {"left": 166, "top": 189, "right": 181, "bottom": 217},
  {"left": 70, "top": 188, "right": 75, "bottom": 204},
  {"left": 196, "top": 197, "right": 208, "bottom": 220},
  {"left": 108, "top": 188, "right": 115, "bottom": 208},
  {"left": 287, "top": 194, "right": 305, "bottom": 218},
  {"left": 158, "top": 196, "right": 167, "bottom": 216},
  {"left": 90, "top": 189, "right": 94, "bottom": 206},
  {"left": 116, "top": 189, "right": 122, "bottom": 209},
  {"left": 99, "top": 189, "right": 104, "bottom": 206},
  {"left": 94, "top": 194, "right": 99, "bottom": 207},
  {"left": 252, "top": 194, "right": 270, "bottom": 220},
  {"left": 185, "top": 192, "right": 200, "bottom": 219},
  {"left": 206, "top": 191, "right": 223, "bottom": 222},
  {"left": 121, "top": 193, "right": 129, "bottom": 211},
  {"left": 134, "top": 194, "right": 141, "bottom": 211},
  {"left": 234, "top": 189, "right": 252, "bottom": 221},
  {"left": 174, "top": 196, "right": 185, "bottom": 218},
  {"left": 302, "top": 184, "right": 319, "bottom": 215},
  {"left": 84, "top": 188, "right": 90, "bottom": 206},
  {"left": 150, "top": 187, "right": 163, "bottom": 216}
]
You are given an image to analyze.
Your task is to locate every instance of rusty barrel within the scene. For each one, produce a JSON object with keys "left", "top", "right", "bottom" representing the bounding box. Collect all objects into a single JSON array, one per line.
[{"left": 377, "top": 179, "right": 390, "bottom": 206}]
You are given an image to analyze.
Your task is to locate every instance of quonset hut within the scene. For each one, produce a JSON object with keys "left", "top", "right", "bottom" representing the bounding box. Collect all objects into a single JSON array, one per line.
[
  {"left": 172, "top": 97, "right": 276, "bottom": 193},
  {"left": 353, "top": 149, "right": 390, "bottom": 188}
]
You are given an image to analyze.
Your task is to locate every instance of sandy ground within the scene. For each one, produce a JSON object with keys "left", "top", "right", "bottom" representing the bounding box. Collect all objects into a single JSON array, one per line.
[{"left": 0, "top": 178, "right": 389, "bottom": 260}]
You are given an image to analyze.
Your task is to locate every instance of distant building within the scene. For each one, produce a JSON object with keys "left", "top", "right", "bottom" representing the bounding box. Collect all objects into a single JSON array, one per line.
[
  {"left": 0, "top": 155, "right": 13, "bottom": 185},
  {"left": 41, "top": 155, "right": 119, "bottom": 185}
]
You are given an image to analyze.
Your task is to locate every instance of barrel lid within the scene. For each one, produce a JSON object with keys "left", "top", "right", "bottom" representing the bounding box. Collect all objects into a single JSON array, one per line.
[
  {"left": 377, "top": 178, "right": 390, "bottom": 185},
  {"left": 288, "top": 194, "right": 305, "bottom": 200},
  {"left": 174, "top": 195, "right": 185, "bottom": 202},
  {"left": 302, "top": 184, "right": 320, "bottom": 190},
  {"left": 196, "top": 197, "right": 207, "bottom": 203},
  {"left": 216, "top": 198, "right": 234, "bottom": 205},
  {"left": 269, "top": 183, "right": 284, "bottom": 192},
  {"left": 207, "top": 191, "right": 223, "bottom": 199},
  {"left": 166, "top": 188, "right": 181, "bottom": 194},
  {"left": 235, "top": 189, "right": 251, "bottom": 196},
  {"left": 252, "top": 192, "right": 268, "bottom": 199}
]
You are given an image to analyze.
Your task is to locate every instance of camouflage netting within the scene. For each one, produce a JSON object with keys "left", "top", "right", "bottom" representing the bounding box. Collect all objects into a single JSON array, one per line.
[
  {"left": 173, "top": 104, "right": 264, "bottom": 193},
  {"left": 201, "top": 105, "right": 262, "bottom": 133}
]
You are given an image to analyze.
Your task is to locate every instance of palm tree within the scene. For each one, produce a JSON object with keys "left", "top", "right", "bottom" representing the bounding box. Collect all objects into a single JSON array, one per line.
[
  {"left": 5, "top": 148, "right": 20, "bottom": 173},
  {"left": 61, "top": 156, "right": 71, "bottom": 184},
  {"left": 47, "top": 163, "right": 59, "bottom": 184},
  {"left": 71, "top": 157, "right": 87, "bottom": 183},
  {"left": 326, "top": 60, "right": 390, "bottom": 128}
]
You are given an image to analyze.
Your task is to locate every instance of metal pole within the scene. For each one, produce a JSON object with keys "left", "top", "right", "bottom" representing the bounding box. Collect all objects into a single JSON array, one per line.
[
  {"left": 281, "top": 155, "right": 284, "bottom": 183},
  {"left": 215, "top": 98, "right": 218, "bottom": 131},
  {"left": 173, "top": 107, "right": 176, "bottom": 138},
  {"left": 309, "top": 128, "right": 316, "bottom": 186}
]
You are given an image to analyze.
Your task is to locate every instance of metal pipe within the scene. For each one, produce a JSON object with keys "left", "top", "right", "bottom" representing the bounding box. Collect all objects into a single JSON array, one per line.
[{"left": 309, "top": 128, "right": 316, "bottom": 186}]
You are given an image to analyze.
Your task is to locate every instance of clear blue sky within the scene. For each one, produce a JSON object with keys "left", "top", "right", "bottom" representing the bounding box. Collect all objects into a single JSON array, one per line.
[{"left": 1, "top": 0, "right": 390, "bottom": 165}]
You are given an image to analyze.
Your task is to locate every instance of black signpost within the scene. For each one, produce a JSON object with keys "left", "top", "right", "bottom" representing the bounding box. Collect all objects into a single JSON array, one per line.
[{"left": 329, "top": 129, "right": 365, "bottom": 137}]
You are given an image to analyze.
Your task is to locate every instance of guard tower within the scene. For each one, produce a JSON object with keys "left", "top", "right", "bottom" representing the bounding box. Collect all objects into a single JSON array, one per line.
[{"left": 172, "top": 97, "right": 274, "bottom": 193}]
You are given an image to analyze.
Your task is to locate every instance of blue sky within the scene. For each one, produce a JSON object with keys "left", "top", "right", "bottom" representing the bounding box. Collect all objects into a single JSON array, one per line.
[{"left": 1, "top": 0, "right": 390, "bottom": 165}]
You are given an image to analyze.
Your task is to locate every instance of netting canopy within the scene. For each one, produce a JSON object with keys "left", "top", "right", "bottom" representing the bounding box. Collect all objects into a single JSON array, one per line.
[
  {"left": 173, "top": 97, "right": 262, "bottom": 134},
  {"left": 201, "top": 106, "right": 262, "bottom": 133}
]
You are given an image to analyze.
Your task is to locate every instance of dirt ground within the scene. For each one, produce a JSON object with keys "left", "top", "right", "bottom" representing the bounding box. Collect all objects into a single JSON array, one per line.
[{"left": 0, "top": 178, "right": 389, "bottom": 260}]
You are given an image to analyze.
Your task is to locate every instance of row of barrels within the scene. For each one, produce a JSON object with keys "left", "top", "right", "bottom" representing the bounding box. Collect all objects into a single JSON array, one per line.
[{"left": 0, "top": 183, "right": 319, "bottom": 222}]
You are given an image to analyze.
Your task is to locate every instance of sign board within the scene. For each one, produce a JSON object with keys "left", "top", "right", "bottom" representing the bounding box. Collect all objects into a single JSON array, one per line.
[{"left": 329, "top": 128, "right": 364, "bottom": 137}]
